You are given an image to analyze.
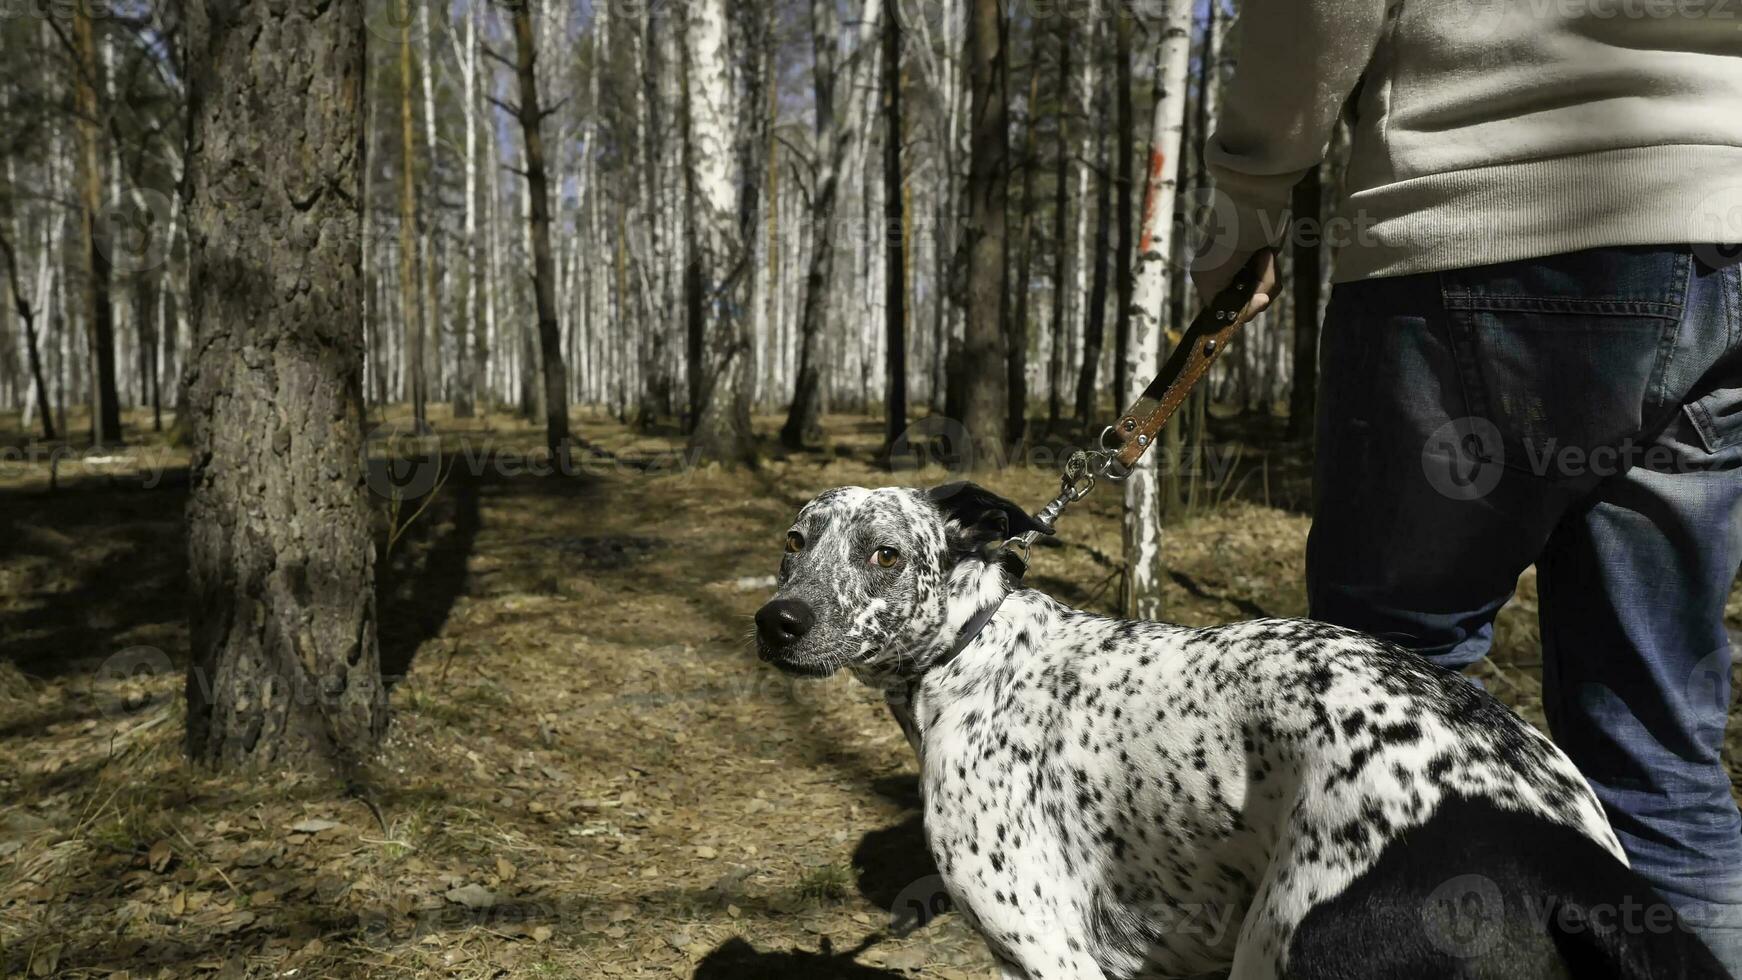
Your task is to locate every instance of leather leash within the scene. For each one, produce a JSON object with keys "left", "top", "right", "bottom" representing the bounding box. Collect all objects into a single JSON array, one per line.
[
  {"left": 1012, "top": 256, "right": 1268, "bottom": 555},
  {"left": 927, "top": 257, "right": 1266, "bottom": 676},
  {"left": 1107, "top": 260, "right": 1265, "bottom": 473}
]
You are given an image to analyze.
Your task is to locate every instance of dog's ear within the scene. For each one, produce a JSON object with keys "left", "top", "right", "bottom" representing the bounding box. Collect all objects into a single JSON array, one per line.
[{"left": 927, "top": 482, "right": 1053, "bottom": 544}]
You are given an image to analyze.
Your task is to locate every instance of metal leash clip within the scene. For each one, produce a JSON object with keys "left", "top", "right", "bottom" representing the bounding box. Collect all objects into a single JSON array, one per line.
[
  {"left": 1011, "top": 447, "right": 1114, "bottom": 558},
  {"left": 1095, "top": 426, "right": 1134, "bottom": 482}
]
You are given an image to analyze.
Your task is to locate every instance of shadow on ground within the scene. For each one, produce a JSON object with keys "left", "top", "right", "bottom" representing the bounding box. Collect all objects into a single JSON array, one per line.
[{"left": 693, "top": 936, "right": 907, "bottom": 980}]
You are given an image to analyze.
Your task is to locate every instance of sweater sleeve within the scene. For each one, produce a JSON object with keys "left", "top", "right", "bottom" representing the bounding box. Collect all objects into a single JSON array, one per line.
[{"left": 1200, "top": 0, "right": 1390, "bottom": 265}]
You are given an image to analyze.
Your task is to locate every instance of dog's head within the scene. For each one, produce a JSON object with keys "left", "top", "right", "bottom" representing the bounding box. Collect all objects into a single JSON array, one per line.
[{"left": 753, "top": 482, "right": 1051, "bottom": 683}]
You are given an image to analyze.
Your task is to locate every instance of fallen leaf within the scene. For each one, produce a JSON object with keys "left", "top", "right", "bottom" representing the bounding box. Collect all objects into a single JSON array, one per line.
[
  {"left": 212, "top": 910, "right": 255, "bottom": 936},
  {"left": 531, "top": 925, "right": 552, "bottom": 943},
  {"left": 235, "top": 846, "right": 277, "bottom": 868},
  {"left": 28, "top": 944, "right": 60, "bottom": 977},
  {"left": 147, "top": 840, "right": 173, "bottom": 873},
  {"left": 289, "top": 818, "right": 340, "bottom": 835},
  {"left": 694, "top": 846, "right": 717, "bottom": 859},
  {"left": 444, "top": 883, "right": 497, "bottom": 909},
  {"left": 496, "top": 856, "right": 516, "bottom": 881}
]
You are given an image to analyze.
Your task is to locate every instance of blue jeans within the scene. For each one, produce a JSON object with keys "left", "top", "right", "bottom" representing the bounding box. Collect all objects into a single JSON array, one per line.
[{"left": 1309, "top": 245, "right": 1742, "bottom": 971}]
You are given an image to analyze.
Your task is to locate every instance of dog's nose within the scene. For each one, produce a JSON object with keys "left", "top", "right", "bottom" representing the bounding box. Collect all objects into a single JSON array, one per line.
[{"left": 756, "top": 599, "right": 814, "bottom": 649}]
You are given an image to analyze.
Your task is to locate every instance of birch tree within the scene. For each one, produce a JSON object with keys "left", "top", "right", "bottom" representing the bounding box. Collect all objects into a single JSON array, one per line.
[
  {"left": 504, "top": 0, "right": 573, "bottom": 466},
  {"left": 1074, "top": 25, "right": 1113, "bottom": 429},
  {"left": 682, "top": 0, "right": 757, "bottom": 464},
  {"left": 780, "top": 0, "right": 882, "bottom": 449},
  {"left": 1122, "top": 0, "right": 1194, "bottom": 620},
  {"left": 0, "top": 217, "right": 55, "bottom": 440},
  {"left": 454, "top": 0, "right": 483, "bottom": 417}
]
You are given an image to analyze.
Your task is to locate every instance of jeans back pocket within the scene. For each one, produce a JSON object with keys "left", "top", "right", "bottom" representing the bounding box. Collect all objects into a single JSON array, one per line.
[{"left": 1439, "top": 247, "right": 1690, "bottom": 485}]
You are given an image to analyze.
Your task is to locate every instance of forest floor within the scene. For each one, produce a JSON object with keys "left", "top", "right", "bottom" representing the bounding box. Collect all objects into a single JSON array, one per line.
[{"left": 1, "top": 406, "right": 1738, "bottom": 980}]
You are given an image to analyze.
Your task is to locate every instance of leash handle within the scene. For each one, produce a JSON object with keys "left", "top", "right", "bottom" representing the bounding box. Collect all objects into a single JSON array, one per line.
[{"left": 1106, "top": 257, "right": 1266, "bottom": 473}]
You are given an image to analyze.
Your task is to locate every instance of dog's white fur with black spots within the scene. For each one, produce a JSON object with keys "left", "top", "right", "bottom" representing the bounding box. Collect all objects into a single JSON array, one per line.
[{"left": 753, "top": 483, "right": 1729, "bottom": 980}]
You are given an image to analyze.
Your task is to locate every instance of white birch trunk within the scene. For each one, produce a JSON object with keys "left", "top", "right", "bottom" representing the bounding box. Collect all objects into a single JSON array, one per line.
[
  {"left": 455, "top": 0, "right": 481, "bottom": 413},
  {"left": 418, "top": 0, "right": 443, "bottom": 400},
  {"left": 1121, "top": 0, "right": 1194, "bottom": 621},
  {"left": 683, "top": 0, "right": 755, "bottom": 460},
  {"left": 1071, "top": 8, "right": 1100, "bottom": 403}
]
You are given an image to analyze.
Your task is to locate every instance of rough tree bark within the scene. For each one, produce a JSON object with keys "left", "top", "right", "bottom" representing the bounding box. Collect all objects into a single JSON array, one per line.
[
  {"left": 1121, "top": 0, "right": 1194, "bottom": 621},
  {"left": 962, "top": 0, "right": 1010, "bottom": 467},
  {"left": 506, "top": 0, "right": 574, "bottom": 467},
  {"left": 183, "top": 0, "right": 386, "bottom": 770}
]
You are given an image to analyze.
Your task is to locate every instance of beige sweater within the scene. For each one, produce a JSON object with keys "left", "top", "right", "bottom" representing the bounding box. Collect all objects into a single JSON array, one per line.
[{"left": 1204, "top": 0, "right": 1742, "bottom": 282}]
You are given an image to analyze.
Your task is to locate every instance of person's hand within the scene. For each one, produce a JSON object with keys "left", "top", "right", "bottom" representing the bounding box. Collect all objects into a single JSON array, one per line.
[{"left": 1193, "top": 249, "right": 1279, "bottom": 322}]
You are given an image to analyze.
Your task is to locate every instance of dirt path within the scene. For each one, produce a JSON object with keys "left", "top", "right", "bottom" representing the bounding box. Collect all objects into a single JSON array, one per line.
[{"left": 1, "top": 410, "right": 1737, "bottom": 979}]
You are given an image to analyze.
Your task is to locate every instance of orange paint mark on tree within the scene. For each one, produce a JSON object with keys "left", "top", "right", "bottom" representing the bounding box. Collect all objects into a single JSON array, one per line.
[{"left": 1136, "top": 148, "right": 1169, "bottom": 253}]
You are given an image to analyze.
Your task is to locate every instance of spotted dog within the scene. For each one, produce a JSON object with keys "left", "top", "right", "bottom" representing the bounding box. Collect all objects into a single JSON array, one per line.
[{"left": 752, "top": 483, "right": 1729, "bottom": 980}]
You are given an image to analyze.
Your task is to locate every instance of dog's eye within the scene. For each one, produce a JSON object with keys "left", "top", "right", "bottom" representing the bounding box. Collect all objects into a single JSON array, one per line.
[
  {"left": 871, "top": 547, "right": 901, "bottom": 568},
  {"left": 785, "top": 531, "right": 805, "bottom": 554}
]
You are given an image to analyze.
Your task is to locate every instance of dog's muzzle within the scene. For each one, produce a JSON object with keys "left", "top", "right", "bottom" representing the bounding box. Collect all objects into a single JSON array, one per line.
[{"left": 755, "top": 599, "right": 815, "bottom": 654}]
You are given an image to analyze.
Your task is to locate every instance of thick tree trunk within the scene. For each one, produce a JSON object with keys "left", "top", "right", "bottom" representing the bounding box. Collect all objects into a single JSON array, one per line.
[
  {"left": 71, "top": 5, "right": 122, "bottom": 444},
  {"left": 184, "top": 0, "right": 385, "bottom": 770},
  {"left": 962, "top": 0, "right": 1009, "bottom": 467},
  {"left": 1288, "top": 164, "right": 1322, "bottom": 441},
  {"left": 1121, "top": 0, "right": 1193, "bottom": 621},
  {"left": 881, "top": 0, "right": 906, "bottom": 453},
  {"left": 508, "top": 0, "right": 574, "bottom": 467}
]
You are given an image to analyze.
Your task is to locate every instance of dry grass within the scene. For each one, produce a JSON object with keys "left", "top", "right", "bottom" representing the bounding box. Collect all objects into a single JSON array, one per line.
[{"left": 0, "top": 405, "right": 1736, "bottom": 979}]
